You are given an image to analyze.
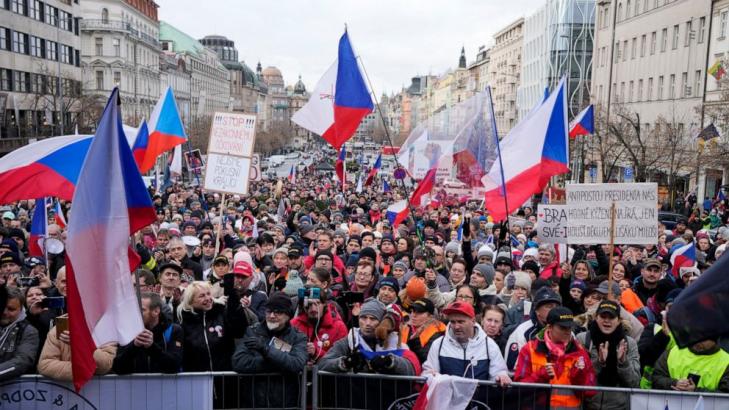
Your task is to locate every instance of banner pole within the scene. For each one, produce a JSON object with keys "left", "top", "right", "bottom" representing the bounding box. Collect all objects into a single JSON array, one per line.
[
  {"left": 607, "top": 201, "right": 617, "bottom": 300},
  {"left": 214, "top": 193, "right": 226, "bottom": 256}
]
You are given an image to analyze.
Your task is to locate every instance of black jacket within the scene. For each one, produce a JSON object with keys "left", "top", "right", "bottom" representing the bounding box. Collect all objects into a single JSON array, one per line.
[
  {"left": 113, "top": 318, "right": 184, "bottom": 374},
  {"left": 179, "top": 303, "right": 238, "bottom": 372}
]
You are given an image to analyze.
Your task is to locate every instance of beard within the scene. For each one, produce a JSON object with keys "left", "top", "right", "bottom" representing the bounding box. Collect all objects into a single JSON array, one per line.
[{"left": 266, "top": 320, "right": 283, "bottom": 331}]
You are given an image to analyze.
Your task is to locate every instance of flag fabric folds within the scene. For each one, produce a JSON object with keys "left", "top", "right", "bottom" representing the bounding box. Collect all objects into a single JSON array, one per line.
[
  {"left": 709, "top": 60, "right": 726, "bottom": 81},
  {"left": 53, "top": 201, "right": 67, "bottom": 229},
  {"left": 386, "top": 200, "right": 409, "bottom": 228},
  {"left": 335, "top": 146, "right": 346, "bottom": 190},
  {"left": 409, "top": 168, "right": 437, "bottom": 208},
  {"left": 291, "top": 31, "right": 374, "bottom": 150},
  {"left": 482, "top": 78, "right": 569, "bottom": 222},
  {"left": 569, "top": 105, "right": 594, "bottom": 138},
  {"left": 365, "top": 154, "right": 381, "bottom": 186},
  {"left": 413, "top": 374, "right": 479, "bottom": 410},
  {"left": 131, "top": 120, "right": 150, "bottom": 168},
  {"left": 669, "top": 242, "right": 696, "bottom": 278},
  {"left": 383, "top": 179, "right": 391, "bottom": 193},
  {"left": 668, "top": 248, "right": 729, "bottom": 348},
  {"left": 136, "top": 86, "right": 187, "bottom": 173},
  {"left": 28, "top": 198, "right": 47, "bottom": 257},
  {"left": 696, "top": 123, "right": 720, "bottom": 143},
  {"left": 287, "top": 165, "right": 296, "bottom": 184},
  {"left": 65, "top": 88, "right": 156, "bottom": 392}
]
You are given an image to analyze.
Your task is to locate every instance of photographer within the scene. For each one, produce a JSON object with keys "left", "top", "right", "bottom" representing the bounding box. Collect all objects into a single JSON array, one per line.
[{"left": 291, "top": 286, "right": 347, "bottom": 364}]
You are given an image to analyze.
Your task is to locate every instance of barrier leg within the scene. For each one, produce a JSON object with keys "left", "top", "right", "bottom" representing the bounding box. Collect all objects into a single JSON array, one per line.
[{"left": 311, "top": 366, "right": 318, "bottom": 410}]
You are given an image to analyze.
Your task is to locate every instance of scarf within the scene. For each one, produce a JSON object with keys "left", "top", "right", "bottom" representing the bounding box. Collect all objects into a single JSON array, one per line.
[
  {"left": 543, "top": 329, "right": 568, "bottom": 358},
  {"left": 588, "top": 320, "right": 625, "bottom": 386}
]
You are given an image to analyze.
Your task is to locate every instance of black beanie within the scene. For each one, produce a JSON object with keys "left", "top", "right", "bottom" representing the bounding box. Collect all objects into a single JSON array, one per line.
[{"left": 266, "top": 292, "right": 294, "bottom": 317}]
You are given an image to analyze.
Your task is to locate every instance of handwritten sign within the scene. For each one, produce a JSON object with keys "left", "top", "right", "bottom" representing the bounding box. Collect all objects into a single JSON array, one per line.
[
  {"left": 250, "top": 154, "right": 261, "bottom": 181},
  {"left": 537, "top": 204, "right": 569, "bottom": 243},
  {"left": 565, "top": 183, "right": 658, "bottom": 244},
  {"left": 203, "top": 112, "right": 257, "bottom": 195}
]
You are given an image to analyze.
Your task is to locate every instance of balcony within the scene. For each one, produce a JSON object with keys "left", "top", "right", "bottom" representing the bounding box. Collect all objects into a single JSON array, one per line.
[{"left": 81, "top": 19, "right": 160, "bottom": 49}]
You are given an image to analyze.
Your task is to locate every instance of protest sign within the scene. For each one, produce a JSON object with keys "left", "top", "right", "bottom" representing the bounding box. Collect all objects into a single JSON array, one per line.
[
  {"left": 203, "top": 112, "right": 257, "bottom": 195},
  {"left": 250, "top": 154, "right": 261, "bottom": 181},
  {"left": 537, "top": 204, "right": 569, "bottom": 243},
  {"left": 565, "top": 183, "right": 658, "bottom": 245}
]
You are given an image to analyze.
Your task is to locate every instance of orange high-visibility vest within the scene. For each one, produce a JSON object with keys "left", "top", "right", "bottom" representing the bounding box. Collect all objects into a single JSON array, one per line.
[{"left": 524, "top": 343, "right": 583, "bottom": 410}]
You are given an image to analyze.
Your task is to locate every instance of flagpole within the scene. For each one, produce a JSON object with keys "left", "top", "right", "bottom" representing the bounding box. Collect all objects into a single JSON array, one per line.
[{"left": 485, "top": 86, "right": 513, "bottom": 255}]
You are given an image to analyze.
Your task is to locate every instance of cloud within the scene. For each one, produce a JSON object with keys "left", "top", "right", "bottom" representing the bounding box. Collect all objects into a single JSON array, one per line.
[{"left": 155, "top": 0, "right": 532, "bottom": 94}]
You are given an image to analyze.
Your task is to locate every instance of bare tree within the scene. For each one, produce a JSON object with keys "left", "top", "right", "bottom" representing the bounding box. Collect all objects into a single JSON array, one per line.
[
  {"left": 583, "top": 105, "right": 628, "bottom": 182},
  {"left": 254, "top": 121, "right": 291, "bottom": 155}
]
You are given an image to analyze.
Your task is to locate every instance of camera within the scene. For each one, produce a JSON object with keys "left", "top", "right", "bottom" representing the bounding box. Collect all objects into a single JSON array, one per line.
[
  {"left": 41, "top": 297, "right": 65, "bottom": 309},
  {"left": 298, "top": 287, "right": 321, "bottom": 306},
  {"left": 17, "top": 276, "right": 39, "bottom": 288}
]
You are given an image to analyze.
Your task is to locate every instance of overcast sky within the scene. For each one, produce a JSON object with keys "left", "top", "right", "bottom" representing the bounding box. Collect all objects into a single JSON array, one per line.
[{"left": 155, "top": 0, "right": 534, "bottom": 95}]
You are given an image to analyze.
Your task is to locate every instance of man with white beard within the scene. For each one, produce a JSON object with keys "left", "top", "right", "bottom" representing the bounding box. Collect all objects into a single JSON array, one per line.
[{"left": 232, "top": 292, "right": 308, "bottom": 407}]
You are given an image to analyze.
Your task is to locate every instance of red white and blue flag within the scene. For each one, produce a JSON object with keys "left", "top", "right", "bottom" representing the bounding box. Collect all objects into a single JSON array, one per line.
[
  {"left": 670, "top": 242, "right": 696, "bottom": 278},
  {"left": 65, "top": 88, "right": 156, "bottom": 392},
  {"left": 383, "top": 179, "right": 391, "bottom": 193},
  {"left": 482, "top": 78, "right": 570, "bottom": 221},
  {"left": 287, "top": 165, "right": 296, "bottom": 184},
  {"left": 131, "top": 119, "right": 150, "bottom": 169},
  {"left": 410, "top": 168, "right": 437, "bottom": 208},
  {"left": 133, "top": 86, "right": 187, "bottom": 173},
  {"left": 335, "top": 146, "right": 346, "bottom": 190},
  {"left": 386, "top": 200, "right": 409, "bottom": 228},
  {"left": 291, "top": 31, "right": 374, "bottom": 150},
  {"left": 28, "top": 197, "right": 47, "bottom": 257},
  {"left": 364, "top": 154, "right": 381, "bottom": 186},
  {"left": 53, "top": 200, "right": 67, "bottom": 229},
  {"left": 569, "top": 104, "right": 594, "bottom": 138}
]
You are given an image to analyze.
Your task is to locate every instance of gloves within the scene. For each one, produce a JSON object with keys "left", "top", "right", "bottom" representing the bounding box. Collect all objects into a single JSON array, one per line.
[
  {"left": 369, "top": 354, "right": 394, "bottom": 372},
  {"left": 340, "top": 350, "right": 364, "bottom": 372},
  {"left": 273, "top": 277, "right": 287, "bottom": 291},
  {"left": 242, "top": 337, "right": 268, "bottom": 354}
]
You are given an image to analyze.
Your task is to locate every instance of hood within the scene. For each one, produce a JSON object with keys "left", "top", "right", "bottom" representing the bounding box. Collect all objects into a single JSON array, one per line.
[{"left": 444, "top": 322, "right": 488, "bottom": 349}]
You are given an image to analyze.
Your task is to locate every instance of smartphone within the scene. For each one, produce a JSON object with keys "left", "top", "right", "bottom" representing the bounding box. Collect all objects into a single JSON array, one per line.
[
  {"left": 55, "top": 314, "right": 69, "bottom": 338},
  {"left": 41, "top": 297, "right": 66, "bottom": 310},
  {"left": 17, "top": 276, "right": 39, "bottom": 288},
  {"left": 343, "top": 291, "right": 364, "bottom": 305},
  {"left": 688, "top": 373, "right": 701, "bottom": 385}
]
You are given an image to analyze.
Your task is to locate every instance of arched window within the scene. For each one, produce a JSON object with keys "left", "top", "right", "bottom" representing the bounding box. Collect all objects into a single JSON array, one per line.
[{"left": 101, "top": 8, "right": 109, "bottom": 23}]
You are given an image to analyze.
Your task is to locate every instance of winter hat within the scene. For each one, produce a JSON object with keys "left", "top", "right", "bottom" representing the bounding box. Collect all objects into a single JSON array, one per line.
[
  {"left": 299, "top": 224, "right": 315, "bottom": 237},
  {"left": 570, "top": 279, "right": 587, "bottom": 292},
  {"left": 359, "top": 299, "right": 386, "bottom": 321},
  {"left": 532, "top": 286, "right": 562, "bottom": 309},
  {"left": 405, "top": 277, "right": 427, "bottom": 300},
  {"left": 495, "top": 251, "right": 512, "bottom": 266},
  {"left": 266, "top": 292, "right": 294, "bottom": 317},
  {"left": 392, "top": 261, "right": 409, "bottom": 272},
  {"left": 523, "top": 247, "right": 539, "bottom": 260},
  {"left": 521, "top": 260, "right": 540, "bottom": 276},
  {"left": 233, "top": 251, "right": 255, "bottom": 277},
  {"left": 359, "top": 247, "right": 377, "bottom": 261},
  {"left": 472, "top": 264, "right": 496, "bottom": 285},
  {"left": 377, "top": 276, "right": 400, "bottom": 293},
  {"left": 384, "top": 304, "right": 403, "bottom": 330},
  {"left": 477, "top": 246, "right": 494, "bottom": 259},
  {"left": 346, "top": 254, "right": 360, "bottom": 267},
  {"left": 445, "top": 241, "right": 461, "bottom": 256},
  {"left": 511, "top": 271, "right": 533, "bottom": 290}
]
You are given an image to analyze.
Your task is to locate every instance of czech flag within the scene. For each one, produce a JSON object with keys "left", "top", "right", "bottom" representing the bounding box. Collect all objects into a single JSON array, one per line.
[
  {"left": 409, "top": 168, "right": 437, "bottom": 208},
  {"left": 386, "top": 200, "right": 409, "bottom": 228},
  {"left": 383, "top": 179, "right": 391, "bottom": 193},
  {"left": 670, "top": 242, "right": 696, "bottom": 278},
  {"left": 335, "top": 146, "right": 346, "bottom": 189},
  {"left": 291, "top": 30, "right": 374, "bottom": 150},
  {"left": 287, "top": 165, "right": 296, "bottom": 184},
  {"left": 65, "top": 88, "right": 156, "bottom": 392},
  {"left": 134, "top": 86, "right": 187, "bottom": 173},
  {"left": 364, "top": 154, "right": 381, "bottom": 186},
  {"left": 28, "top": 197, "right": 47, "bottom": 257},
  {"left": 568, "top": 104, "right": 594, "bottom": 138},
  {"left": 131, "top": 120, "right": 150, "bottom": 168},
  {"left": 53, "top": 201, "right": 67, "bottom": 229},
  {"left": 482, "top": 78, "right": 569, "bottom": 222}
]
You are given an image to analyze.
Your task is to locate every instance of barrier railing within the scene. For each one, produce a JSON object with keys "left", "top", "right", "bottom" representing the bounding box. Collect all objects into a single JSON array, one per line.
[{"left": 5, "top": 370, "right": 729, "bottom": 410}]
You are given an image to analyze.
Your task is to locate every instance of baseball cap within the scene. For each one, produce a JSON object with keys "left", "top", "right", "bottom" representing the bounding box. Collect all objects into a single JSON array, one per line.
[
  {"left": 596, "top": 300, "right": 621, "bottom": 318},
  {"left": 643, "top": 258, "right": 662, "bottom": 269},
  {"left": 213, "top": 255, "right": 229, "bottom": 266},
  {"left": 2, "top": 211, "right": 15, "bottom": 220},
  {"left": 287, "top": 248, "right": 302, "bottom": 258},
  {"left": 410, "top": 298, "right": 435, "bottom": 315},
  {"left": 597, "top": 280, "right": 621, "bottom": 296},
  {"left": 546, "top": 306, "right": 576, "bottom": 327},
  {"left": 442, "top": 300, "right": 475, "bottom": 319},
  {"left": 233, "top": 260, "right": 253, "bottom": 277}
]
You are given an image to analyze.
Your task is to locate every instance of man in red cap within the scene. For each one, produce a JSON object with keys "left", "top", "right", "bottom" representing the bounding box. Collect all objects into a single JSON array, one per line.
[
  {"left": 422, "top": 300, "right": 511, "bottom": 385},
  {"left": 231, "top": 252, "right": 268, "bottom": 322}
]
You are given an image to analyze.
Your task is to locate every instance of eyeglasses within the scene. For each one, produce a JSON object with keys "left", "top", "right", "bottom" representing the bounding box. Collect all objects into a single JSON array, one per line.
[
  {"left": 355, "top": 271, "right": 372, "bottom": 278},
  {"left": 456, "top": 294, "right": 474, "bottom": 301},
  {"left": 316, "top": 258, "right": 332, "bottom": 262},
  {"left": 265, "top": 309, "right": 287, "bottom": 316}
]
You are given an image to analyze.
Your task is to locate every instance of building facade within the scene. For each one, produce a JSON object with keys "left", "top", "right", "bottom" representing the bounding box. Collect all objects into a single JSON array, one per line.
[
  {"left": 518, "top": 0, "right": 595, "bottom": 119},
  {"left": 259, "top": 65, "right": 288, "bottom": 133},
  {"left": 288, "top": 75, "right": 310, "bottom": 148},
  {"left": 1, "top": 0, "right": 83, "bottom": 144},
  {"left": 159, "top": 21, "right": 230, "bottom": 119},
  {"left": 80, "top": 0, "right": 160, "bottom": 124},
  {"left": 489, "top": 17, "right": 524, "bottom": 135},
  {"left": 159, "top": 51, "right": 190, "bottom": 124}
]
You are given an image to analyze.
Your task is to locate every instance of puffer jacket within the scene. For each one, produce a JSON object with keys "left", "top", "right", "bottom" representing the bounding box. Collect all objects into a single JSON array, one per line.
[
  {"left": 37, "top": 327, "right": 116, "bottom": 381},
  {"left": 0, "top": 317, "right": 38, "bottom": 381},
  {"left": 291, "top": 304, "right": 348, "bottom": 362},
  {"left": 575, "top": 331, "right": 640, "bottom": 410},
  {"left": 179, "top": 303, "right": 235, "bottom": 371},
  {"left": 113, "top": 317, "right": 184, "bottom": 374}
]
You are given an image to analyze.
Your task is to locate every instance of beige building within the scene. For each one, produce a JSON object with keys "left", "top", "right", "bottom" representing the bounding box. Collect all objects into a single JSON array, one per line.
[
  {"left": 489, "top": 17, "right": 524, "bottom": 135},
  {"left": 591, "top": 0, "right": 710, "bottom": 196}
]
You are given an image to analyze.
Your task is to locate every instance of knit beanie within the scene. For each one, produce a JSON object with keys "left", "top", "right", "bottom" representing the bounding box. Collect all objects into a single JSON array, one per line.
[{"left": 359, "top": 299, "right": 385, "bottom": 321}]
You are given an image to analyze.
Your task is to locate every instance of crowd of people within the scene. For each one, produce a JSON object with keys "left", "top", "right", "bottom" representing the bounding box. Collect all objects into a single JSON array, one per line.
[{"left": 0, "top": 168, "right": 727, "bottom": 409}]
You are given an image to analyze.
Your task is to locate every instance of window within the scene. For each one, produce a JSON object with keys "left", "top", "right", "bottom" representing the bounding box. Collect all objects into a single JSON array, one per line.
[
  {"left": 685, "top": 21, "right": 692, "bottom": 46},
  {"left": 60, "top": 44, "right": 70, "bottom": 64},
  {"left": 12, "top": 31, "right": 27, "bottom": 54},
  {"left": 629, "top": 80, "right": 634, "bottom": 102},
  {"left": 722, "top": 11, "right": 729, "bottom": 39},
  {"left": 615, "top": 42, "right": 620, "bottom": 62},
  {"left": 623, "top": 40, "right": 628, "bottom": 61},
  {"left": 650, "top": 31, "right": 656, "bottom": 54},
  {"left": 669, "top": 74, "right": 675, "bottom": 99},
  {"left": 0, "top": 69, "right": 11, "bottom": 91},
  {"left": 658, "top": 76, "right": 664, "bottom": 99},
  {"left": 618, "top": 3, "right": 623, "bottom": 21},
  {"left": 641, "top": 35, "right": 646, "bottom": 57},
  {"left": 112, "top": 38, "right": 120, "bottom": 57},
  {"left": 59, "top": 10, "right": 70, "bottom": 31},
  {"left": 95, "top": 37, "right": 103, "bottom": 55},
  {"left": 30, "top": 35, "right": 43, "bottom": 57},
  {"left": 635, "top": 0, "right": 640, "bottom": 15},
  {"left": 10, "top": 0, "right": 25, "bottom": 15},
  {"left": 14, "top": 71, "right": 28, "bottom": 92},
  {"left": 113, "top": 71, "right": 121, "bottom": 89},
  {"left": 31, "top": 73, "right": 44, "bottom": 94},
  {"left": 626, "top": 0, "right": 632, "bottom": 18},
  {"left": 630, "top": 38, "right": 636, "bottom": 59},
  {"left": 698, "top": 17, "right": 706, "bottom": 43},
  {"left": 44, "top": 4, "right": 56, "bottom": 25},
  {"left": 672, "top": 25, "right": 679, "bottom": 49},
  {"left": 101, "top": 8, "right": 108, "bottom": 23},
  {"left": 598, "top": 85, "right": 604, "bottom": 102},
  {"left": 661, "top": 28, "right": 667, "bottom": 52},
  {"left": 46, "top": 40, "right": 56, "bottom": 61},
  {"left": 638, "top": 79, "right": 643, "bottom": 101},
  {"left": 681, "top": 72, "right": 687, "bottom": 97},
  {"left": 695, "top": 70, "right": 701, "bottom": 97},
  {"left": 0, "top": 27, "right": 8, "bottom": 50},
  {"left": 620, "top": 82, "right": 625, "bottom": 102},
  {"left": 29, "top": 0, "right": 41, "bottom": 20},
  {"left": 95, "top": 71, "right": 104, "bottom": 90}
]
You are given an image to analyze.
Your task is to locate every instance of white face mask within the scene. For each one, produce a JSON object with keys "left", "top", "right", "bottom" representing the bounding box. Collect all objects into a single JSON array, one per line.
[{"left": 266, "top": 320, "right": 283, "bottom": 331}]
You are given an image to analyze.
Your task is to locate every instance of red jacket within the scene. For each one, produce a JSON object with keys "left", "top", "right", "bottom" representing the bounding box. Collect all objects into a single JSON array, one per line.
[
  {"left": 539, "top": 260, "right": 564, "bottom": 280},
  {"left": 291, "top": 303, "right": 348, "bottom": 362}
]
